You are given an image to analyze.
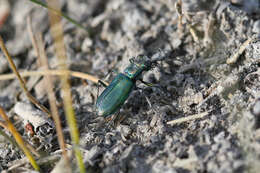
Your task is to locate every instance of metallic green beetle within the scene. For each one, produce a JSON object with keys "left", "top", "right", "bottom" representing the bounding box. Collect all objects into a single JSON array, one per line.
[{"left": 96, "top": 52, "right": 167, "bottom": 118}]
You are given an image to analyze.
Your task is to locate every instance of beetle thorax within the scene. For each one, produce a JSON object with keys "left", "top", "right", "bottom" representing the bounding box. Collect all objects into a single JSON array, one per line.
[{"left": 123, "top": 63, "right": 146, "bottom": 80}]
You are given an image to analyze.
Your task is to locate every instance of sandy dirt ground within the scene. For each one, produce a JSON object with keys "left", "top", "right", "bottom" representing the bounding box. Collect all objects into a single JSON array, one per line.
[{"left": 0, "top": 0, "right": 260, "bottom": 172}]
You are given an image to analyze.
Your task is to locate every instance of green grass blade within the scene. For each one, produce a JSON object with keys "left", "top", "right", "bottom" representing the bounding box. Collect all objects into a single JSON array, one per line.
[{"left": 29, "top": 0, "right": 88, "bottom": 33}]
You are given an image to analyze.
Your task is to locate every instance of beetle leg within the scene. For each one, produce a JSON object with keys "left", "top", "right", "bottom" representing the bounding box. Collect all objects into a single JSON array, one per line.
[
  {"left": 139, "top": 79, "right": 154, "bottom": 87},
  {"left": 140, "top": 90, "right": 155, "bottom": 112},
  {"left": 143, "top": 94, "right": 153, "bottom": 109},
  {"left": 114, "top": 112, "right": 127, "bottom": 127},
  {"left": 96, "top": 68, "right": 119, "bottom": 92},
  {"left": 138, "top": 80, "right": 166, "bottom": 95},
  {"left": 98, "top": 80, "right": 108, "bottom": 87},
  {"left": 106, "top": 111, "right": 121, "bottom": 127},
  {"left": 137, "top": 88, "right": 159, "bottom": 118},
  {"left": 102, "top": 69, "right": 119, "bottom": 83},
  {"left": 96, "top": 80, "right": 108, "bottom": 102}
]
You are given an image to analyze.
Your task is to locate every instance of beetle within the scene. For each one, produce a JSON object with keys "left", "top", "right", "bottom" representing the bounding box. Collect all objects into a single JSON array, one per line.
[{"left": 96, "top": 51, "right": 168, "bottom": 119}]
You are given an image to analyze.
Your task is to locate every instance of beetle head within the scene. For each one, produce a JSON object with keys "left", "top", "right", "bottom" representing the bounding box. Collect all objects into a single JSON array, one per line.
[{"left": 124, "top": 55, "right": 153, "bottom": 79}]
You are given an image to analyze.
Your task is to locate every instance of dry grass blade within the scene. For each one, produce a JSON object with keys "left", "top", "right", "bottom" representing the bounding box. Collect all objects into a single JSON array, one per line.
[
  {"left": 0, "top": 69, "right": 102, "bottom": 84},
  {"left": 7, "top": 154, "right": 60, "bottom": 171},
  {"left": 27, "top": 11, "right": 70, "bottom": 166},
  {"left": 0, "top": 107, "right": 40, "bottom": 171},
  {"left": 167, "top": 112, "right": 209, "bottom": 125},
  {"left": 37, "top": 32, "right": 69, "bottom": 165},
  {"left": 27, "top": 15, "right": 41, "bottom": 67},
  {"left": 46, "top": 0, "right": 85, "bottom": 172},
  {"left": 0, "top": 36, "right": 50, "bottom": 116},
  {"left": 27, "top": 13, "right": 68, "bottom": 163}
]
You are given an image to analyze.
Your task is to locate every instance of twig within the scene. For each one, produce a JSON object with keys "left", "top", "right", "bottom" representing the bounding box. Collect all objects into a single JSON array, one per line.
[
  {"left": 175, "top": 0, "right": 183, "bottom": 31},
  {"left": 175, "top": 0, "right": 200, "bottom": 42},
  {"left": 167, "top": 112, "right": 208, "bottom": 125},
  {"left": 203, "top": 13, "right": 215, "bottom": 47},
  {"left": 226, "top": 37, "right": 256, "bottom": 64}
]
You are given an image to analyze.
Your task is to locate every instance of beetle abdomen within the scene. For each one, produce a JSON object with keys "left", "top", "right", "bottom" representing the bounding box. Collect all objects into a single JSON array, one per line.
[{"left": 96, "top": 73, "right": 134, "bottom": 117}]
